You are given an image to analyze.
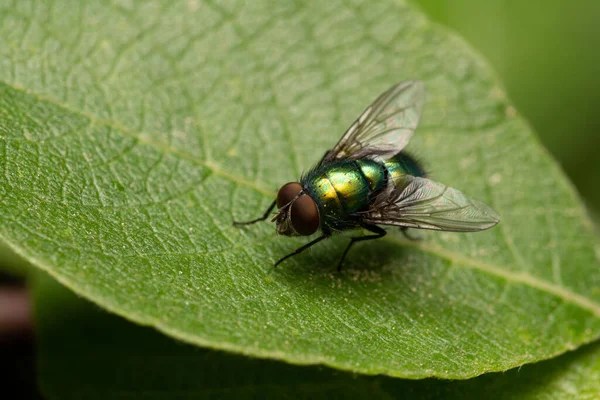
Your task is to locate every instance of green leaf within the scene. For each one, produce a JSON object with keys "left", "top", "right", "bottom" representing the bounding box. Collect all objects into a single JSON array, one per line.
[
  {"left": 34, "top": 273, "right": 600, "bottom": 399},
  {"left": 1, "top": 0, "right": 599, "bottom": 378}
]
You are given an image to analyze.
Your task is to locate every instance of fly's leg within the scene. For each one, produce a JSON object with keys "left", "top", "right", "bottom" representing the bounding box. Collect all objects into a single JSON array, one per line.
[
  {"left": 274, "top": 235, "right": 329, "bottom": 267},
  {"left": 337, "top": 224, "right": 386, "bottom": 272},
  {"left": 233, "top": 200, "right": 276, "bottom": 226},
  {"left": 400, "top": 227, "right": 422, "bottom": 241}
]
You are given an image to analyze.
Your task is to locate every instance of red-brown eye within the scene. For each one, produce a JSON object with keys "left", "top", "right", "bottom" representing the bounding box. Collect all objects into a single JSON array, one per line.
[
  {"left": 290, "top": 194, "right": 319, "bottom": 236},
  {"left": 277, "top": 182, "right": 303, "bottom": 208}
]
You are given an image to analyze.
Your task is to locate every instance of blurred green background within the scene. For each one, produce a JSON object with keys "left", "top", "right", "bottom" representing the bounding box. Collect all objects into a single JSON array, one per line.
[{"left": 413, "top": 0, "right": 600, "bottom": 214}]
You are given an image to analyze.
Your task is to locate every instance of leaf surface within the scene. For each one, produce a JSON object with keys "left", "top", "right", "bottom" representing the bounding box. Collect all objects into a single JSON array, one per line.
[
  {"left": 34, "top": 273, "right": 600, "bottom": 399},
  {"left": 1, "top": 0, "right": 599, "bottom": 378}
]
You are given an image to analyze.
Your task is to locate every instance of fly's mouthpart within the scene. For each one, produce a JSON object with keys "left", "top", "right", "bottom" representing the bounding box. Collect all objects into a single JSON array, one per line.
[
  {"left": 271, "top": 189, "right": 304, "bottom": 231},
  {"left": 273, "top": 205, "right": 301, "bottom": 236},
  {"left": 277, "top": 219, "right": 300, "bottom": 236},
  {"left": 271, "top": 204, "right": 290, "bottom": 225},
  {"left": 276, "top": 220, "right": 289, "bottom": 235}
]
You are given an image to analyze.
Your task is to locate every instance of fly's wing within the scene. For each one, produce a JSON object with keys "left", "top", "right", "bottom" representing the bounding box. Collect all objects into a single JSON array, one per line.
[
  {"left": 362, "top": 176, "right": 500, "bottom": 232},
  {"left": 321, "top": 80, "right": 425, "bottom": 165}
]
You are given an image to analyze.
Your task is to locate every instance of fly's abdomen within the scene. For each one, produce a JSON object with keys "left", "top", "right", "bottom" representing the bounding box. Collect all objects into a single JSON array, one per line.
[
  {"left": 384, "top": 151, "right": 427, "bottom": 184},
  {"left": 355, "top": 159, "right": 387, "bottom": 194}
]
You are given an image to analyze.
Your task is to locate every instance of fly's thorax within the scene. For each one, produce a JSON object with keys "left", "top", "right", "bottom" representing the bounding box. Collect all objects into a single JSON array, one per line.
[
  {"left": 325, "top": 164, "right": 370, "bottom": 214},
  {"left": 303, "top": 172, "right": 345, "bottom": 231},
  {"left": 302, "top": 160, "right": 386, "bottom": 231}
]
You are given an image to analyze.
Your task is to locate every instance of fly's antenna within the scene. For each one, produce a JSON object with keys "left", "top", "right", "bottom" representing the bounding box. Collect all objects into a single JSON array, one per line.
[{"left": 270, "top": 190, "right": 305, "bottom": 222}]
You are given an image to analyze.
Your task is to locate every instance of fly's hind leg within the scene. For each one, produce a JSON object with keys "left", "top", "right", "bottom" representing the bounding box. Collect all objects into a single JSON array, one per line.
[{"left": 337, "top": 224, "right": 386, "bottom": 272}]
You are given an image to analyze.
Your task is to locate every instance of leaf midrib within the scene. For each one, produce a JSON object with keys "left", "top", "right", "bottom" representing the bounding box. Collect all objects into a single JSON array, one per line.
[{"left": 2, "top": 79, "right": 600, "bottom": 319}]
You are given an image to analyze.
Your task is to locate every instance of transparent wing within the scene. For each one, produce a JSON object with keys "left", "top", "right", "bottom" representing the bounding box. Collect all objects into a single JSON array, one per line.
[
  {"left": 322, "top": 80, "right": 425, "bottom": 164},
  {"left": 362, "top": 176, "right": 500, "bottom": 232}
]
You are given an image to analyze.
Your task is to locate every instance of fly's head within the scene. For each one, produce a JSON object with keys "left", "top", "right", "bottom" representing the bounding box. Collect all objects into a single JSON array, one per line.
[{"left": 273, "top": 182, "right": 319, "bottom": 237}]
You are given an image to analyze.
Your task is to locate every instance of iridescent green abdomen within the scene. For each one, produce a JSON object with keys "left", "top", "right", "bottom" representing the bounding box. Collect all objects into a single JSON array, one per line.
[
  {"left": 302, "top": 159, "right": 387, "bottom": 232},
  {"left": 384, "top": 152, "right": 427, "bottom": 183}
]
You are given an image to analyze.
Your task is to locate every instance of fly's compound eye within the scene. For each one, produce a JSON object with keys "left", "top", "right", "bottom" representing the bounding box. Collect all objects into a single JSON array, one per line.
[
  {"left": 277, "top": 182, "right": 303, "bottom": 208},
  {"left": 290, "top": 194, "right": 319, "bottom": 236}
]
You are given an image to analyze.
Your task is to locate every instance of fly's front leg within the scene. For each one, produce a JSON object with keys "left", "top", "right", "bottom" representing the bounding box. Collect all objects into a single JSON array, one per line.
[
  {"left": 233, "top": 200, "right": 276, "bottom": 226},
  {"left": 337, "top": 224, "right": 386, "bottom": 272},
  {"left": 274, "top": 235, "right": 329, "bottom": 267}
]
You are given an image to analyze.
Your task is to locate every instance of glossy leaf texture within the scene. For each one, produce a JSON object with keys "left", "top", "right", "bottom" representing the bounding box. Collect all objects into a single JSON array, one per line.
[
  {"left": 34, "top": 273, "right": 600, "bottom": 399},
  {"left": 1, "top": 0, "right": 599, "bottom": 378}
]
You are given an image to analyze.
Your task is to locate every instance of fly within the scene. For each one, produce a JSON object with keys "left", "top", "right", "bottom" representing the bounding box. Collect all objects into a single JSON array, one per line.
[{"left": 233, "top": 81, "right": 500, "bottom": 271}]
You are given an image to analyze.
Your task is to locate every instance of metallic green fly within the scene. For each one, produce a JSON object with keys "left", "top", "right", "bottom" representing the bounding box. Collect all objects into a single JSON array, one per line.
[{"left": 234, "top": 81, "right": 500, "bottom": 270}]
